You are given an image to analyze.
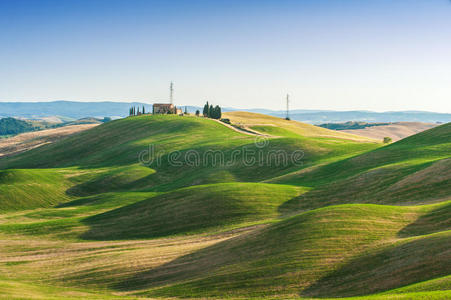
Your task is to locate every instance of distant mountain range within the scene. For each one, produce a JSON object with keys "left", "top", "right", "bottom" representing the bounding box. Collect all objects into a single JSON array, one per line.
[
  {"left": 262, "top": 110, "right": 451, "bottom": 124},
  {"left": 0, "top": 101, "right": 145, "bottom": 120},
  {"left": 1, "top": 101, "right": 450, "bottom": 124}
]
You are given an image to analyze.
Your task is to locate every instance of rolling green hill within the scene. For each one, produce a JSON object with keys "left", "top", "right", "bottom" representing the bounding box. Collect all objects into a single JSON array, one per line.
[
  {"left": 0, "top": 168, "right": 73, "bottom": 211},
  {"left": 0, "top": 114, "right": 380, "bottom": 194},
  {"left": 82, "top": 183, "right": 305, "bottom": 240},
  {"left": 0, "top": 113, "right": 449, "bottom": 299},
  {"left": 120, "top": 203, "right": 450, "bottom": 299},
  {"left": 276, "top": 123, "right": 451, "bottom": 211}
]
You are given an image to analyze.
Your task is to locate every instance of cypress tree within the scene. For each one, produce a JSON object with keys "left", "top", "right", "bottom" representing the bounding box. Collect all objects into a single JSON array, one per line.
[
  {"left": 209, "top": 105, "right": 213, "bottom": 118},
  {"left": 213, "top": 105, "right": 221, "bottom": 119},
  {"left": 203, "top": 101, "right": 209, "bottom": 117},
  {"left": 143, "top": 106, "right": 145, "bottom": 114}
]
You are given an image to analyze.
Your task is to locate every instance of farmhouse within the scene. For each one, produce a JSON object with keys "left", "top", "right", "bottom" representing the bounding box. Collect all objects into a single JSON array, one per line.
[{"left": 152, "top": 103, "right": 182, "bottom": 114}]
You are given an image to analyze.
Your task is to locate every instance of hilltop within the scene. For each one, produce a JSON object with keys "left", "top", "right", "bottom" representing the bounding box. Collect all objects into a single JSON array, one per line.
[{"left": 0, "top": 113, "right": 449, "bottom": 299}]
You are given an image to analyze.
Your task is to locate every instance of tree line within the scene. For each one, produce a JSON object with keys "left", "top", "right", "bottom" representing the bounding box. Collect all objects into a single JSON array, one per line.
[
  {"left": 202, "top": 101, "right": 222, "bottom": 119},
  {"left": 128, "top": 103, "right": 220, "bottom": 118}
]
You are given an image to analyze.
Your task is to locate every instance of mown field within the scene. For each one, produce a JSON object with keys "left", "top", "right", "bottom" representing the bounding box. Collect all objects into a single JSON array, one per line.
[{"left": 0, "top": 113, "right": 449, "bottom": 299}]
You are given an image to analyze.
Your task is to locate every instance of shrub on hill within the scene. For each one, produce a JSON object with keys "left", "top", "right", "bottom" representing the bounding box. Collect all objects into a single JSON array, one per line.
[{"left": 383, "top": 136, "right": 392, "bottom": 143}]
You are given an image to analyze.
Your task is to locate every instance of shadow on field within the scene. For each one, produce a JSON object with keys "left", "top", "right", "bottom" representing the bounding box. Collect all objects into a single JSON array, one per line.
[
  {"left": 301, "top": 232, "right": 451, "bottom": 298},
  {"left": 57, "top": 194, "right": 111, "bottom": 207},
  {"left": 278, "top": 159, "right": 450, "bottom": 214},
  {"left": 111, "top": 227, "right": 258, "bottom": 292},
  {"left": 398, "top": 201, "right": 451, "bottom": 237},
  {"left": 79, "top": 182, "right": 303, "bottom": 240}
]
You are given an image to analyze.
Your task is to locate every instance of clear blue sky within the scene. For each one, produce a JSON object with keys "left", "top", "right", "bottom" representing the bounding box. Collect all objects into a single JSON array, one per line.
[{"left": 1, "top": 0, "right": 450, "bottom": 112}]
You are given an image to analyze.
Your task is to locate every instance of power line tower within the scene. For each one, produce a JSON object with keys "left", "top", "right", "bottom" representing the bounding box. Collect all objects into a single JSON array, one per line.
[
  {"left": 170, "top": 82, "right": 174, "bottom": 105},
  {"left": 285, "top": 94, "right": 290, "bottom": 120}
]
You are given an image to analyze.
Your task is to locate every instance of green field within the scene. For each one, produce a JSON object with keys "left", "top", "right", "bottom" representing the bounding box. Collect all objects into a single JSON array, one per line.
[{"left": 0, "top": 113, "right": 449, "bottom": 299}]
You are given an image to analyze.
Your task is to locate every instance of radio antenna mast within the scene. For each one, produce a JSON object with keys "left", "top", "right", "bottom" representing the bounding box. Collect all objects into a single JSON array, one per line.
[
  {"left": 170, "top": 82, "right": 174, "bottom": 105},
  {"left": 285, "top": 94, "right": 290, "bottom": 120}
]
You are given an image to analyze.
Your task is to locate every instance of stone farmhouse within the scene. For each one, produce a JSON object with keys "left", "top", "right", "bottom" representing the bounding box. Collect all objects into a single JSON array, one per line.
[{"left": 152, "top": 103, "right": 182, "bottom": 115}]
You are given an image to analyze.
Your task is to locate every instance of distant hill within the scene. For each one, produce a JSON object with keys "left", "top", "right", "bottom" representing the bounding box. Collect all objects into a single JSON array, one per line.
[
  {"left": 0, "top": 124, "right": 98, "bottom": 158},
  {"left": 0, "top": 101, "right": 149, "bottom": 119},
  {"left": 0, "top": 115, "right": 104, "bottom": 138},
  {"left": 341, "top": 122, "right": 439, "bottom": 142},
  {"left": 0, "top": 117, "right": 34, "bottom": 136},
  {"left": 269, "top": 110, "right": 451, "bottom": 124},
  {"left": 1, "top": 101, "right": 450, "bottom": 123},
  {"left": 318, "top": 121, "right": 390, "bottom": 130}
]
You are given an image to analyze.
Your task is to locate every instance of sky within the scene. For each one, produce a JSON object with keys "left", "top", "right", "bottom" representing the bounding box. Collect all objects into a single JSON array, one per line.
[{"left": 0, "top": 0, "right": 450, "bottom": 112}]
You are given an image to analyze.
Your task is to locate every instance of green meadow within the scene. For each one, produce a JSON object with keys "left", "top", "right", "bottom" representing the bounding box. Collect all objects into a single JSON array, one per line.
[{"left": 0, "top": 113, "right": 449, "bottom": 299}]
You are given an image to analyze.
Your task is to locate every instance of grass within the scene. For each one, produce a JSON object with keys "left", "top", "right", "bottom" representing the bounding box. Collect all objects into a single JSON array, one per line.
[
  {"left": 275, "top": 123, "right": 451, "bottom": 211},
  {"left": 224, "top": 111, "right": 379, "bottom": 142},
  {"left": 0, "top": 113, "right": 448, "bottom": 299},
  {"left": 139, "top": 204, "right": 446, "bottom": 299},
  {"left": 82, "top": 182, "right": 305, "bottom": 240},
  {"left": 0, "top": 169, "right": 74, "bottom": 211}
]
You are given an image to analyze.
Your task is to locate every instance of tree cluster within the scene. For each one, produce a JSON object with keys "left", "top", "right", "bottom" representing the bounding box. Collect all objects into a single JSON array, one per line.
[
  {"left": 129, "top": 105, "right": 147, "bottom": 116},
  {"left": 0, "top": 117, "right": 35, "bottom": 135},
  {"left": 202, "top": 101, "right": 222, "bottom": 119}
]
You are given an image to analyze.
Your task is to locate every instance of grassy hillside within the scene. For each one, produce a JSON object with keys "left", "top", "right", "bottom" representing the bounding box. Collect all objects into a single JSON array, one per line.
[
  {"left": 0, "top": 113, "right": 449, "bottom": 299},
  {"left": 0, "top": 114, "right": 380, "bottom": 193},
  {"left": 82, "top": 183, "right": 305, "bottom": 240},
  {"left": 0, "top": 124, "right": 98, "bottom": 158},
  {"left": 276, "top": 123, "right": 451, "bottom": 211},
  {"left": 224, "top": 111, "right": 379, "bottom": 141},
  {"left": 127, "top": 203, "right": 449, "bottom": 299},
  {"left": 0, "top": 169, "right": 74, "bottom": 211}
]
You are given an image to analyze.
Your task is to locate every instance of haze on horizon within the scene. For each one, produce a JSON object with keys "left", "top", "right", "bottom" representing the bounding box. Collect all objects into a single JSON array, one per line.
[{"left": 1, "top": 0, "right": 450, "bottom": 113}]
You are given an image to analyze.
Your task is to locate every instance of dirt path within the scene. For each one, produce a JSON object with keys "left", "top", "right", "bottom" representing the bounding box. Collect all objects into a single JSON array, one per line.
[{"left": 212, "top": 119, "right": 277, "bottom": 137}]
